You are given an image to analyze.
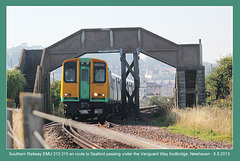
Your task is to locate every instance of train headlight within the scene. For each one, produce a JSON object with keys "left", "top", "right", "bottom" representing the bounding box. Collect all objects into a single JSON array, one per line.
[
  {"left": 94, "top": 92, "right": 98, "bottom": 97},
  {"left": 64, "top": 93, "right": 68, "bottom": 96},
  {"left": 102, "top": 94, "right": 105, "bottom": 97}
]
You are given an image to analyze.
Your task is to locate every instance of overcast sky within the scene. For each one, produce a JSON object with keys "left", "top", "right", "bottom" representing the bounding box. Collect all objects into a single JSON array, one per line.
[{"left": 7, "top": 6, "right": 232, "bottom": 63}]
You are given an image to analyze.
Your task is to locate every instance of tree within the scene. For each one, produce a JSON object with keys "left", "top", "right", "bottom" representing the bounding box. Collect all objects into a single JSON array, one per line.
[
  {"left": 50, "top": 80, "right": 61, "bottom": 108},
  {"left": 7, "top": 69, "right": 27, "bottom": 99},
  {"left": 205, "top": 55, "right": 232, "bottom": 103},
  {"left": 50, "top": 80, "right": 65, "bottom": 116}
]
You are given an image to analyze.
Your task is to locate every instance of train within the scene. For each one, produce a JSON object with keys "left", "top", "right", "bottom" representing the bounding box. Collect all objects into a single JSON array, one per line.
[{"left": 61, "top": 58, "right": 134, "bottom": 122}]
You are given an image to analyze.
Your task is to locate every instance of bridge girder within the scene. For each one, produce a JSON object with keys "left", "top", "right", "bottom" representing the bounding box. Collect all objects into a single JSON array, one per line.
[{"left": 32, "top": 27, "right": 205, "bottom": 117}]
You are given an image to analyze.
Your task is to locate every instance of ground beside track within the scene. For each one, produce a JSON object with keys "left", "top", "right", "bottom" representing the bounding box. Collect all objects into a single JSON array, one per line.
[{"left": 43, "top": 107, "right": 232, "bottom": 149}]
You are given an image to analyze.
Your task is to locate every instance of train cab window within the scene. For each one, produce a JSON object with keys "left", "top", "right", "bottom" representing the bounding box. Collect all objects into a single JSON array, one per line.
[
  {"left": 64, "top": 61, "right": 77, "bottom": 83},
  {"left": 94, "top": 62, "right": 106, "bottom": 83}
]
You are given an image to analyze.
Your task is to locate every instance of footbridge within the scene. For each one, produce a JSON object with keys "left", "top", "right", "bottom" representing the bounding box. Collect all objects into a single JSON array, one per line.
[{"left": 18, "top": 27, "right": 206, "bottom": 118}]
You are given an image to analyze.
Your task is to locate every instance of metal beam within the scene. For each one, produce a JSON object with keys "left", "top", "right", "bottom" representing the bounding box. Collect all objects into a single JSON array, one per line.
[
  {"left": 126, "top": 61, "right": 134, "bottom": 78},
  {"left": 134, "top": 49, "right": 140, "bottom": 119},
  {"left": 120, "top": 48, "right": 140, "bottom": 119},
  {"left": 120, "top": 49, "right": 127, "bottom": 119},
  {"left": 124, "top": 60, "right": 138, "bottom": 80}
]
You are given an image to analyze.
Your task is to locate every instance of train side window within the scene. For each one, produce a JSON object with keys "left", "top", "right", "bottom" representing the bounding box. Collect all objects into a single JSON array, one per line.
[
  {"left": 64, "top": 61, "right": 77, "bottom": 83},
  {"left": 94, "top": 62, "right": 106, "bottom": 83}
]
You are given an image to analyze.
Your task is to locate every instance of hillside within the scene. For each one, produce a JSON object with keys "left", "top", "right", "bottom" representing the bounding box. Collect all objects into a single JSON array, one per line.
[{"left": 7, "top": 43, "right": 43, "bottom": 69}]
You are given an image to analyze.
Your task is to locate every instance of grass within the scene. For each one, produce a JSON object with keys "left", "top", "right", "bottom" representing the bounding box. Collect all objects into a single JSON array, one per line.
[
  {"left": 166, "top": 125, "right": 232, "bottom": 143},
  {"left": 152, "top": 106, "right": 233, "bottom": 143},
  {"left": 12, "top": 109, "right": 24, "bottom": 149}
]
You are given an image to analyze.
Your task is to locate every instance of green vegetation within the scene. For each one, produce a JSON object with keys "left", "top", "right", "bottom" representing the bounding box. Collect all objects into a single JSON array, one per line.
[
  {"left": 148, "top": 95, "right": 176, "bottom": 127},
  {"left": 205, "top": 54, "right": 232, "bottom": 108},
  {"left": 50, "top": 81, "right": 61, "bottom": 108},
  {"left": 149, "top": 95, "right": 174, "bottom": 118},
  {"left": 7, "top": 69, "right": 27, "bottom": 99},
  {"left": 149, "top": 101, "right": 232, "bottom": 143},
  {"left": 171, "top": 107, "right": 232, "bottom": 143},
  {"left": 167, "top": 125, "right": 232, "bottom": 143},
  {"left": 50, "top": 80, "right": 64, "bottom": 116},
  {"left": 148, "top": 55, "right": 233, "bottom": 143},
  {"left": 141, "top": 97, "right": 151, "bottom": 106}
]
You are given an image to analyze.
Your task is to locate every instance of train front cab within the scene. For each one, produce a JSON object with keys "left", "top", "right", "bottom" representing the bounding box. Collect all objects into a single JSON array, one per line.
[{"left": 61, "top": 58, "right": 109, "bottom": 120}]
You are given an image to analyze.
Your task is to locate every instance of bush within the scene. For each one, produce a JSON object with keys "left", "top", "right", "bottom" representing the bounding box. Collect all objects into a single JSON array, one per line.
[
  {"left": 149, "top": 95, "right": 160, "bottom": 105},
  {"left": 210, "top": 99, "right": 232, "bottom": 109},
  {"left": 149, "top": 96, "right": 174, "bottom": 117},
  {"left": 7, "top": 69, "right": 27, "bottom": 100},
  {"left": 50, "top": 80, "right": 61, "bottom": 108},
  {"left": 141, "top": 96, "right": 151, "bottom": 106},
  {"left": 50, "top": 80, "right": 65, "bottom": 116}
]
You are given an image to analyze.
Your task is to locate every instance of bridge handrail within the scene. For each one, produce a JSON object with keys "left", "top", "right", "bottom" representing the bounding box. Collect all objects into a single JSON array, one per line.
[
  {"left": 18, "top": 49, "right": 27, "bottom": 73},
  {"left": 33, "top": 65, "right": 42, "bottom": 93}
]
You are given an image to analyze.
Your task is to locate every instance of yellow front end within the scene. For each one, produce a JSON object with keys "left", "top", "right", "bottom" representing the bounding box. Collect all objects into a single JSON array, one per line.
[
  {"left": 61, "top": 58, "right": 80, "bottom": 102},
  {"left": 90, "top": 58, "right": 110, "bottom": 102}
]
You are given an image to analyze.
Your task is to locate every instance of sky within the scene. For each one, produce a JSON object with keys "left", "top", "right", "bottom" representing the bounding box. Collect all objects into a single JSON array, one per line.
[{"left": 7, "top": 6, "right": 232, "bottom": 63}]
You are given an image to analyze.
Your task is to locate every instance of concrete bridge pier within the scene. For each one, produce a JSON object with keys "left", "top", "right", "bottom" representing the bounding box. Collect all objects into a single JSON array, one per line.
[
  {"left": 196, "top": 69, "right": 206, "bottom": 106},
  {"left": 176, "top": 67, "right": 205, "bottom": 108},
  {"left": 176, "top": 70, "right": 186, "bottom": 108}
]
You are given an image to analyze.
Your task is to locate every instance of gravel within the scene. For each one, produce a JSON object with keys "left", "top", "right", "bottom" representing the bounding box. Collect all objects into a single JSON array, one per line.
[
  {"left": 43, "top": 124, "right": 137, "bottom": 149},
  {"left": 43, "top": 124, "right": 82, "bottom": 149},
  {"left": 75, "top": 129, "right": 138, "bottom": 149},
  {"left": 105, "top": 108, "right": 232, "bottom": 149},
  {"left": 43, "top": 108, "right": 232, "bottom": 149}
]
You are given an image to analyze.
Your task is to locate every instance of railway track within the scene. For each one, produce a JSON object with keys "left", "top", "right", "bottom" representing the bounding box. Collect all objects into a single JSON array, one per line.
[
  {"left": 139, "top": 105, "right": 157, "bottom": 111},
  {"left": 62, "top": 123, "right": 103, "bottom": 149},
  {"left": 38, "top": 111, "right": 166, "bottom": 149},
  {"left": 44, "top": 121, "right": 61, "bottom": 128},
  {"left": 44, "top": 121, "right": 103, "bottom": 149}
]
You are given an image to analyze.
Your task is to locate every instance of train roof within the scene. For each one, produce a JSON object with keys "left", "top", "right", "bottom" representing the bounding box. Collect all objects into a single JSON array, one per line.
[{"left": 111, "top": 72, "right": 134, "bottom": 83}]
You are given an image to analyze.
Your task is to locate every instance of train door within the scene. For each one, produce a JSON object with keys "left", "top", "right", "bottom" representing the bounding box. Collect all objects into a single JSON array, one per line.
[{"left": 80, "top": 62, "right": 90, "bottom": 100}]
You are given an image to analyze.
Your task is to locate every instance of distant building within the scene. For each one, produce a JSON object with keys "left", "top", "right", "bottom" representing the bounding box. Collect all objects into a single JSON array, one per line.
[
  {"left": 140, "top": 81, "right": 162, "bottom": 98},
  {"left": 144, "top": 69, "right": 153, "bottom": 81},
  {"left": 159, "top": 80, "right": 175, "bottom": 97}
]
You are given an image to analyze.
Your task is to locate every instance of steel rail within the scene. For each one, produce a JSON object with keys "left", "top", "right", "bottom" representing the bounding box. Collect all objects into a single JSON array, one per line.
[
  {"left": 62, "top": 123, "right": 103, "bottom": 149},
  {"left": 33, "top": 110, "right": 166, "bottom": 149},
  {"left": 44, "top": 121, "right": 61, "bottom": 128},
  {"left": 68, "top": 124, "right": 103, "bottom": 149},
  {"left": 139, "top": 105, "right": 157, "bottom": 111}
]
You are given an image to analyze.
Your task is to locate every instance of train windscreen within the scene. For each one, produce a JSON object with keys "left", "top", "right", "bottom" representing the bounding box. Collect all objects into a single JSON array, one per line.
[
  {"left": 94, "top": 62, "right": 106, "bottom": 83},
  {"left": 64, "top": 61, "right": 77, "bottom": 83}
]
